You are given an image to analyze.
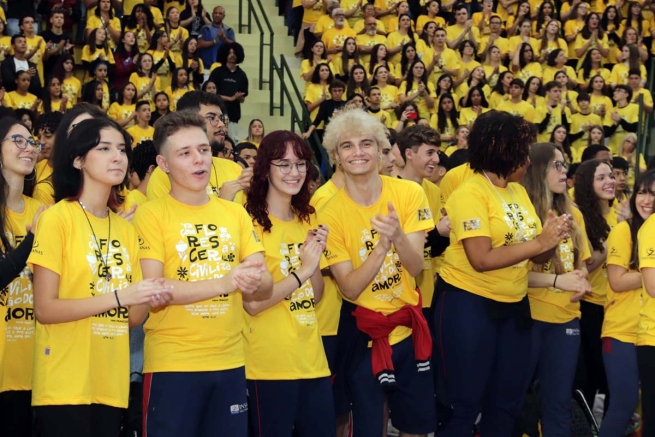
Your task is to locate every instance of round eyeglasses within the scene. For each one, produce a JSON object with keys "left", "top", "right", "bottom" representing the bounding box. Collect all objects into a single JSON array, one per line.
[
  {"left": 2, "top": 134, "right": 42, "bottom": 152},
  {"left": 271, "top": 161, "right": 309, "bottom": 174}
]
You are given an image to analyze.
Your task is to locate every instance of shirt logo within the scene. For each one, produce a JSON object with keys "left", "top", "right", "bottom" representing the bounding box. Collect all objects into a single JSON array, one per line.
[
  {"left": 417, "top": 208, "right": 432, "bottom": 221},
  {"left": 463, "top": 219, "right": 481, "bottom": 231},
  {"left": 230, "top": 403, "right": 248, "bottom": 415}
]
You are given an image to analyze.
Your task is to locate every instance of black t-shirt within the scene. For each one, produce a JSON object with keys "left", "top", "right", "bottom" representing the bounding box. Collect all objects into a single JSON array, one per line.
[
  {"left": 180, "top": 9, "right": 212, "bottom": 37},
  {"left": 209, "top": 66, "right": 249, "bottom": 122},
  {"left": 40, "top": 30, "right": 73, "bottom": 73}
]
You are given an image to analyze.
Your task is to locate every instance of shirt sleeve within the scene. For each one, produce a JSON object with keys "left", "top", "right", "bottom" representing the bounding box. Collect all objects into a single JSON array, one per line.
[
  {"left": 133, "top": 204, "right": 165, "bottom": 263},
  {"left": 27, "top": 208, "right": 64, "bottom": 274},
  {"left": 446, "top": 182, "right": 492, "bottom": 243},
  {"left": 640, "top": 218, "right": 655, "bottom": 270},
  {"left": 607, "top": 222, "right": 631, "bottom": 269}
]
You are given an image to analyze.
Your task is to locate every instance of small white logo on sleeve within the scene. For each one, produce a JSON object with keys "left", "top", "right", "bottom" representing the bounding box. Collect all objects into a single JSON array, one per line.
[{"left": 230, "top": 403, "right": 248, "bottom": 415}]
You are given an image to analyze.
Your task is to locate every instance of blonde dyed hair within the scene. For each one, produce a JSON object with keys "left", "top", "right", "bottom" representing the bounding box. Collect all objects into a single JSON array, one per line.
[{"left": 322, "top": 108, "right": 390, "bottom": 166}]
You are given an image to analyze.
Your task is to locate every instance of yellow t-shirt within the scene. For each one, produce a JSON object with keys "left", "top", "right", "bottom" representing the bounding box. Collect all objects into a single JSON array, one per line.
[
  {"left": 423, "top": 48, "right": 461, "bottom": 86},
  {"left": 147, "top": 49, "right": 174, "bottom": 90},
  {"left": 304, "top": 82, "right": 328, "bottom": 129},
  {"left": 478, "top": 35, "right": 510, "bottom": 58},
  {"left": 62, "top": 76, "right": 82, "bottom": 106},
  {"left": 125, "top": 25, "right": 150, "bottom": 53},
  {"left": 245, "top": 215, "right": 330, "bottom": 380},
  {"left": 374, "top": 0, "right": 400, "bottom": 29},
  {"left": 126, "top": 124, "right": 155, "bottom": 146},
  {"left": 123, "top": 189, "right": 148, "bottom": 212},
  {"left": 167, "top": 26, "right": 189, "bottom": 55},
  {"left": 355, "top": 33, "right": 387, "bottom": 66},
  {"left": 32, "top": 160, "right": 54, "bottom": 206},
  {"left": 85, "top": 15, "right": 122, "bottom": 49},
  {"left": 416, "top": 15, "right": 445, "bottom": 33},
  {"left": 584, "top": 207, "right": 619, "bottom": 306},
  {"left": 0, "top": 196, "right": 42, "bottom": 392},
  {"left": 483, "top": 64, "right": 508, "bottom": 89},
  {"left": 602, "top": 221, "right": 642, "bottom": 343},
  {"left": 310, "top": 180, "right": 343, "bottom": 337},
  {"left": 496, "top": 99, "right": 535, "bottom": 122},
  {"left": 570, "top": 112, "right": 603, "bottom": 154},
  {"left": 26, "top": 35, "right": 46, "bottom": 86},
  {"left": 610, "top": 63, "right": 647, "bottom": 86},
  {"left": 637, "top": 214, "right": 655, "bottom": 346},
  {"left": 564, "top": 19, "right": 585, "bottom": 59},
  {"left": 534, "top": 105, "right": 572, "bottom": 143},
  {"left": 508, "top": 35, "right": 540, "bottom": 57},
  {"left": 440, "top": 174, "right": 543, "bottom": 302},
  {"left": 417, "top": 179, "right": 441, "bottom": 307},
  {"left": 321, "top": 27, "right": 357, "bottom": 58},
  {"left": 107, "top": 102, "right": 136, "bottom": 128},
  {"left": 439, "top": 162, "right": 475, "bottom": 204},
  {"left": 590, "top": 93, "right": 614, "bottom": 118},
  {"left": 319, "top": 176, "right": 435, "bottom": 345},
  {"left": 445, "top": 24, "right": 480, "bottom": 46},
  {"left": 302, "top": 0, "right": 325, "bottom": 25},
  {"left": 516, "top": 62, "right": 543, "bottom": 83},
  {"left": 0, "top": 35, "right": 11, "bottom": 63},
  {"left": 6, "top": 91, "right": 37, "bottom": 110},
  {"left": 398, "top": 81, "right": 436, "bottom": 120},
  {"left": 38, "top": 98, "right": 73, "bottom": 114},
  {"left": 542, "top": 65, "right": 577, "bottom": 85},
  {"left": 428, "top": 113, "right": 457, "bottom": 149},
  {"left": 28, "top": 200, "right": 141, "bottom": 407},
  {"left": 81, "top": 45, "right": 115, "bottom": 66},
  {"left": 147, "top": 157, "right": 244, "bottom": 204},
  {"left": 165, "top": 86, "right": 192, "bottom": 112},
  {"left": 577, "top": 67, "right": 611, "bottom": 87},
  {"left": 458, "top": 106, "right": 490, "bottom": 128},
  {"left": 385, "top": 31, "right": 418, "bottom": 64},
  {"left": 129, "top": 73, "right": 161, "bottom": 109},
  {"left": 528, "top": 207, "right": 591, "bottom": 323},
  {"left": 604, "top": 103, "right": 640, "bottom": 155},
  {"left": 134, "top": 195, "right": 264, "bottom": 373}
]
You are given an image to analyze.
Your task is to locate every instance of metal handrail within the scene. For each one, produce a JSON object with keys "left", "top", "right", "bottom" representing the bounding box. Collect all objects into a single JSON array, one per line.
[
  {"left": 271, "top": 57, "right": 332, "bottom": 180},
  {"left": 649, "top": 57, "right": 655, "bottom": 93},
  {"left": 236, "top": 0, "right": 273, "bottom": 90}
]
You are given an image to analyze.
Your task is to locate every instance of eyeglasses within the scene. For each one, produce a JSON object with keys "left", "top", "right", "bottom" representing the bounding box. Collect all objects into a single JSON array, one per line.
[
  {"left": 271, "top": 160, "right": 309, "bottom": 174},
  {"left": 2, "top": 134, "right": 42, "bottom": 152},
  {"left": 221, "top": 147, "right": 233, "bottom": 157},
  {"left": 204, "top": 113, "right": 230, "bottom": 127},
  {"left": 551, "top": 160, "right": 568, "bottom": 171}
]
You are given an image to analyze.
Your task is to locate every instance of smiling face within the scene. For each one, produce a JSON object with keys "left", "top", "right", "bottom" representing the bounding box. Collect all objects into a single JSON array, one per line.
[
  {"left": 593, "top": 162, "right": 616, "bottom": 201},
  {"left": 335, "top": 135, "right": 379, "bottom": 176},
  {"left": 407, "top": 143, "right": 440, "bottom": 179},
  {"left": 379, "top": 141, "right": 395, "bottom": 175},
  {"left": 635, "top": 181, "right": 655, "bottom": 219},
  {"left": 268, "top": 143, "right": 308, "bottom": 198},
  {"left": 1, "top": 124, "right": 39, "bottom": 178}
]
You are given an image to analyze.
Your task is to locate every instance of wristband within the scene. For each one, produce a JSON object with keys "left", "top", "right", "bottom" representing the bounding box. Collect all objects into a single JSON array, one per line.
[
  {"left": 553, "top": 274, "right": 558, "bottom": 289},
  {"left": 114, "top": 289, "right": 123, "bottom": 308},
  {"left": 290, "top": 271, "right": 302, "bottom": 288}
]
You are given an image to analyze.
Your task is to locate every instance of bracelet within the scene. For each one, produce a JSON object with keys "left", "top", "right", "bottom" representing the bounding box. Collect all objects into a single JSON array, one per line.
[
  {"left": 553, "top": 274, "right": 558, "bottom": 289},
  {"left": 290, "top": 271, "right": 303, "bottom": 288},
  {"left": 114, "top": 289, "right": 123, "bottom": 308}
]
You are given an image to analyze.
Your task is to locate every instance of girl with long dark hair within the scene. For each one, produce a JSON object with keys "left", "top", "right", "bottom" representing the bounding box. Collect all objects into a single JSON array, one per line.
[
  {"left": 429, "top": 93, "right": 459, "bottom": 149},
  {"left": 398, "top": 59, "right": 435, "bottom": 119}
]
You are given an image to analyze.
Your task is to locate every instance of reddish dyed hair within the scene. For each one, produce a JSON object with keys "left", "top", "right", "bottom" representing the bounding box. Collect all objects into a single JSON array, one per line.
[{"left": 245, "top": 130, "right": 316, "bottom": 233}]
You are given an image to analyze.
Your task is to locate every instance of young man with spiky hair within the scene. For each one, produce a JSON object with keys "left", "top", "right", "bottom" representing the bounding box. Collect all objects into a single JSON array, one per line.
[
  {"left": 132, "top": 110, "right": 273, "bottom": 437},
  {"left": 318, "top": 109, "right": 437, "bottom": 436}
]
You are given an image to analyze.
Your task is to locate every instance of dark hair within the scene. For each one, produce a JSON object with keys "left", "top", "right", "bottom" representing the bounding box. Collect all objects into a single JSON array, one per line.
[
  {"left": 601, "top": 5, "right": 621, "bottom": 31},
  {"left": 462, "top": 85, "right": 489, "bottom": 108},
  {"left": 329, "top": 79, "right": 346, "bottom": 92},
  {"left": 339, "top": 37, "right": 360, "bottom": 80},
  {"left": 436, "top": 93, "right": 459, "bottom": 134},
  {"left": 127, "top": 4, "right": 155, "bottom": 32},
  {"left": 53, "top": 53, "right": 75, "bottom": 83},
  {"left": 306, "top": 40, "right": 328, "bottom": 66},
  {"left": 52, "top": 104, "right": 107, "bottom": 156},
  {"left": 615, "top": 84, "right": 633, "bottom": 102},
  {"left": 367, "top": 44, "right": 389, "bottom": 76},
  {"left": 535, "top": 2, "right": 556, "bottom": 36},
  {"left": 81, "top": 80, "right": 104, "bottom": 107},
  {"left": 544, "top": 80, "right": 561, "bottom": 93},
  {"left": 458, "top": 39, "right": 475, "bottom": 57},
  {"left": 396, "top": 124, "right": 441, "bottom": 159},
  {"left": 86, "top": 28, "right": 109, "bottom": 55},
  {"left": 397, "top": 13, "right": 415, "bottom": 40},
  {"left": 445, "top": 150, "right": 469, "bottom": 172},
  {"left": 152, "top": 110, "right": 206, "bottom": 153},
  {"left": 171, "top": 67, "right": 189, "bottom": 91},
  {"left": 612, "top": 156, "right": 630, "bottom": 171},
  {"left": 41, "top": 76, "right": 63, "bottom": 113},
  {"left": 468, "top": 111, "right": 535, "bottom": 178},
  {"left": 577, "top": 91, "right": 591, "bottom": 102},
  {"left": 581, "top": 144, "right": 610, "bottom": 162},
  {"left": 52, "top": 118, "right": 132, "bottom": 210},
  {"left": 136, "top": 52, "right": 156, "bottom": 78},
  {"left": 625, "top": 1, "right": 644, "bottom": 36},
  {"left": 94, "top": 0, "right": 115, "bottom": 19},
  {"left": 148, "top": 29, "right": 167, "bottom": 51},
  {"left": 311, "top": 62, "right": 334, "bottom": 84},
  {"left": 404, "top": 60, "right": 429, "bottom": 94},
  {"left": 0, "top": 118, "right": 36, "bottom": 254},
  {"left": 567, "top": 162, "right": 579, "bottom": 179},
  {"left": 575, "top": 159, "right": 613, "bottom": 251},
  {"left": 35, "top": 111, "right": 64, "bottom": 135},
  {"left": 116, "top": 30, "right": 140, "bottom": 60},
  {"left": 202, "top": 80, "right": 217, "bottom": 93},
  {"left": 10, "top": 33, "right": 25, "bottom": 46},
  {"left": 135, "top": 100, "right": 150, "bottom": 112},
  {"left": 436, "top": 73, "right": 453, "bottom": 97},
  {"left": 518, "top": 42, "right": 534, "bottom": 69},
  {"left": 216, "top": 42, "right": 245, "bottom": 64},
  {"left": 176, "top": 90, "right": 227, "bottom": 114},
  {"left": 580, "top": 49, "right": 603, "bottom": 84},
  {"left": 629, "top": 170, "right": 655, "bottom": 268},
  {"left": 117, "top": 82, "right": 137, "bottom": 105},
  {"left": 437, "top": 150, "right": 449, "bottom": 168},
  {"left": 492, "top": 71, "right": 513, "bottom": 95},
  {"left": 182, "top": 37, "right": 202, "bottom": 89},
  {"left": 245, "top": 131, "right": 316, "bottom": 233},
  {"left": 581, "top": 13, "right": 605, "bottom": 39},
  {"left": 345, "top": 65, "right": 369, "bottom": 100},
  {"left": 129, "top": 140, "right": 158, "bottom": 180},
  {"left": 14, "top": 109, "right": 35, "bottom": 129},
  {"left": 549, "top": 124, "right": 571, "bottom": 160},
  {"left": 234, "top": 141, "right": 258, "bottom": 158},
  {"left": 400, "top": 43, "right": 418, "bottom": 77},
  {"left": 522, "top": 76, "right": 542, "bottom": 101},
  {"left": 546, "top": 48, "right": 564, "bottom": 67}
]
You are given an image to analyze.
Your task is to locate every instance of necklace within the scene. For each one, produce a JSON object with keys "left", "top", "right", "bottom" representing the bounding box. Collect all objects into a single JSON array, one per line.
[
  {"left": 78, "top": 200, "right": 112, "bottom": 281},
  {"left": 482, "top": 171, "right": 527, "bottom": 243}
]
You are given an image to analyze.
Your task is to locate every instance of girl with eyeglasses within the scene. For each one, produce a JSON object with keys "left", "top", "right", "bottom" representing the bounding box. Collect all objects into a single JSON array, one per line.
[
  {"left": 618, "top": 133, "right": 646, "bottom": 189},
  {"left": 0, "top": 117, "right": 44, "bottom": 437},
  {"left": 522, "top": 142, "right": 592, "bottom": 436},
  {"left": 244, "top": 130, "right": 333, "bottom": 435},
  {"left": 600, "top": 170, "right": 655, "bottom": 436}
]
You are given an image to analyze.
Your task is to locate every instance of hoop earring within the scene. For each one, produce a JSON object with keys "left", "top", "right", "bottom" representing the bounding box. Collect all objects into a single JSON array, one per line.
[{"left": 25, "top": 170, "right": 36, "bottom": 181}]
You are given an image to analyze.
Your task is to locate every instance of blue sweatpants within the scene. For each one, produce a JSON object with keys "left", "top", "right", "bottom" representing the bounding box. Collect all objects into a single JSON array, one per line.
[
  {"left": 527, "top": 319, "right": 581, "bottom": 437},
  {"left": 434, "top": 285, "right": 532, "bottom": 437},
  {"left": 247, "top": 377, "right": 335, "bottom": 436},
  {"left": 143, "top": 368, "right": 248, "bottom": 437},
  {"left": 600, "top": 338, "right": 639, "bottom": 437}
]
